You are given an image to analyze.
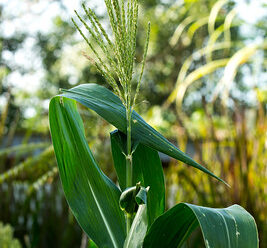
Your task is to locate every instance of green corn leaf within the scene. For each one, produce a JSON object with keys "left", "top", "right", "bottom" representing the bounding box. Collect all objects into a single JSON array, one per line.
[
  {"left": 61, "top": 83, "right": 226, "bottom": 185},
  {"left": 49, "top": 97, "right": 126, "bottom": 248},
  {"left": 111, "top": 129, "right": 165, "bottom": 226},
  {"left": 143, "top": 203, "right": 259, "bottom": 248},
  {"left": 135, "top": 186, "right": 148, "bottom": 205},
  {"left": 110, "top": 130, "right": 132, "bottom": 191},
  {"left": 119, "top": 186, "right": 139, "bottom": 215},
  {"left": 88, "top": 240, "right": 98, "bottom": 248},
  {"left": 132, "top": 144, "right": 165, "bottom": 225},
  {"left": 124, "top": 191, "right": 149, "bottom": 248}
]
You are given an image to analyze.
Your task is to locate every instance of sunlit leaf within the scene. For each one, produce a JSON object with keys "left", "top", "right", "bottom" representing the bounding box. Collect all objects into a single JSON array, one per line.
[
  {"left": 60, "top": 83, "right": 226, "bottom": 184},
  {"left": 165, "top": 42, "right": 231, "bottom": 107},
  {"left": 212, "top": 43, "right": 264, "bottom": 103},
  {"left": 49, "top": 97, "right": 126, "bottom": 248},
  {"left": 143, "top": 203, "right": 259, "bottom": 248},
  {"left": 208, "top": 0, "right": 228, "bottom": 35}
]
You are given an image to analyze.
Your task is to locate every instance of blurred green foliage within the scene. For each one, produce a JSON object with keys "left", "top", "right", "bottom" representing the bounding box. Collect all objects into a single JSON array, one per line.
[
  {"left": 0, "top": 222, "right": 21, "bottom": 248},
  {"left": 0, "top": 0, "right": 266, "bottom": 247}
]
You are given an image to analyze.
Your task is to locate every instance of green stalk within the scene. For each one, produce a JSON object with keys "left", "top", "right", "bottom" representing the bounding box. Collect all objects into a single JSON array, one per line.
[
  {"left": 126, "top": 110, "right": 132, "bottom": 188},
  {"left": 126, "top": 103, "right": 133, "bottom": 234},
  {"left": 73, "top": 0, "right": 149, "bottom": 235}
]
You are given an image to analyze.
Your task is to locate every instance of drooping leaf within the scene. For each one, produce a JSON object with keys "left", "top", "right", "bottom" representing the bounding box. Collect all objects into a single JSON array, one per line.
[
  {"left": 213, "top": 44, "right": 261, "bottom": 103},
  {"left": 143, "top": 203, "right": 259, "bottom": 248},
  {"left": 165, "top": 42, "right": 231, "bottom": 107},
  {"left": 60, "top": 83, "right": 226, "bottom": 184},
  {"left": 111, "top": 129, "right": 165, "bottom": 226},
  {"left": 174, "top": 59, "right": 229, "bottom": 109},
  {"left": 49, "top": 97, "right": 126, "bottom": 248}
]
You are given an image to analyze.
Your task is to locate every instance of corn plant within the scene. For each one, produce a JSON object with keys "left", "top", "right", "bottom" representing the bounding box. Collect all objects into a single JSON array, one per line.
[{"left": 48, "top": 1, "right": 259, "bottom": 247}]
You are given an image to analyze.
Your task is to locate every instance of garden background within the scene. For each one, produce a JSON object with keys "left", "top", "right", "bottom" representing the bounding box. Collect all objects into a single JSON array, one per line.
[{"left": 0, "top": 0, "right": 266, "bottom": 247}]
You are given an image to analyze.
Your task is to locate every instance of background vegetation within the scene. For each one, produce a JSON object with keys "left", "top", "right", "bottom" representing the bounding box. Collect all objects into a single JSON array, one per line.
[{"left": 0, "top": 0, "right": 266, "bottom": 247}]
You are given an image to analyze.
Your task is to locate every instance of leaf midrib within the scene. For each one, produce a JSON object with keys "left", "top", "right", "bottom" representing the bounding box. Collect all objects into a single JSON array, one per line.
[{"left": 86, "top": 178, "right": 120, "bottom": 248}]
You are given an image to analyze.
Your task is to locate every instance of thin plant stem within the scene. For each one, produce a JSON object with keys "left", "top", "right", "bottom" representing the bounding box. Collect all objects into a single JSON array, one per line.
[
  {"left": 126, "top": 99, "right": 133, "bottom": 233},
  {"left": 126, "top": 113, "right": 132, "bottom": 188},
  {"left": 73, "top": 0, "right": 150, "bottom": 235}
]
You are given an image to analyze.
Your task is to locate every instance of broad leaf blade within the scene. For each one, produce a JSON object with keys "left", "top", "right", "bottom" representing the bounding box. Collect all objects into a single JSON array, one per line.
[
  {"left": 61, "top": 83, "right": 226, "bottom": 184},
  {"left": 143, "top": 204, "right": 198, "bottom": 248},
  {"left": 143, "top": 203, "right": 259, "bottom": 248},
  {"left": 110, "top": 130, "right": 165, "bottom": 226},
  {"left": 189, "top": 204, "right": 259, "bottom": 248},
  {"left": 49, "top": 97, "right": 126, "bottom": 248}
]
